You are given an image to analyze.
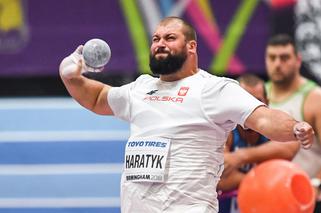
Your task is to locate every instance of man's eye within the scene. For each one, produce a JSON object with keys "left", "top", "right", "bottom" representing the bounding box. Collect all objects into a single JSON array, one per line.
[
  {"left": 269, "top": 56, "right": 276, "bottom": 61},
  {"left": 280, "top": 55, "right": 290, "bottom": 61}
]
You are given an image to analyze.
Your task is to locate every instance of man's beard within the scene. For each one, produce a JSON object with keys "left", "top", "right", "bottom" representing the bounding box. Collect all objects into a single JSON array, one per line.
[
  {"left": 269, "top": 69, "right": 296, "bottom": 86},
  {"left": 149, "top": 50, "right": 187, "bottom": 75}
]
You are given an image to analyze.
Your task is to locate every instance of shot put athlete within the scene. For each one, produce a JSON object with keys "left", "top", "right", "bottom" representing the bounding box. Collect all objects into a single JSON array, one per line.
[{"left": 59, "top": 17, "right": 314, "bottom": 213}]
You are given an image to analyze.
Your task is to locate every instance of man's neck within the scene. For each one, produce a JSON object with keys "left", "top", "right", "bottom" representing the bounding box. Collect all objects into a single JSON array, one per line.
[
  {"left": 160, "top": 65, "right": 198, "bottom": 82},
  {"left": 270, "top": 76, "right": 305, "bottom": 102}
]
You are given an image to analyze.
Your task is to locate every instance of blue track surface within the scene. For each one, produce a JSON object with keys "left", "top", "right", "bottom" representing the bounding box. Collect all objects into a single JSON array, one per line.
[{"left": 0, "top": 98, "right": 128, "bottom": 212}]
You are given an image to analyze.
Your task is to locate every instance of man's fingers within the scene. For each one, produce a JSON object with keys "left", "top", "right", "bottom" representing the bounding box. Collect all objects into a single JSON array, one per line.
[
  {"left": 59, "top": 48, "right": 84, "bottom": 79},
  {"left": 70, "top": 46, "right": 84, "bottom": 64},
  {"left": 293, "top": 121, "right": 314, "bottom": 149},
  {"left": 77, "top": 59, "right": 83, "bottom": 73},
  {"left": 301, "top": 140, "right": 312, "bottom": 149},
  {"left": 76, "top": 45, "right": 83, "bottom": 54},
  {"left": 60, "top": 61, "right": 80, "bottom": 79},
  {"left": 294, "top": 121, "right": 314, "bottom": 133}
]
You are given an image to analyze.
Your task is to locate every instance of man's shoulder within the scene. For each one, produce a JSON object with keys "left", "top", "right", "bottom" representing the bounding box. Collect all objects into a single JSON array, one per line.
[
  {"left": 197, "top": 69, "right": 238, "bottom": 86},
  {"left": 130, "top": 74, "right": 158, "bottom": 88},
  {"left": 302, "top": 78, "right": 321, "bottom": 100},
  {"left": 302, "top": 79, "right": 321, "bottom": 121},
  {"left": 305, "top": 84, "right": 321, "bottom": 104},
  {"left": 135, "top": 74, "right": 157, "bottom": 82}
]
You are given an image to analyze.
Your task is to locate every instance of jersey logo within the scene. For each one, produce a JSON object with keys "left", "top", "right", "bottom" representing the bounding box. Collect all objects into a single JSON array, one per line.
[
  {"left": 146, "top": 89, "right": 158, "bottom": 95},
  {"left": 178, "top": 87, "right": 189, "bottom": 96}
]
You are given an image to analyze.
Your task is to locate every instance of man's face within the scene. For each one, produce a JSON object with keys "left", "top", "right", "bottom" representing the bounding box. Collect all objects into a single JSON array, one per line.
[
  {"left": 265, "top": 44, "right": 301, "bottom": 85},
  {"left": 149, "top": 21, "right": 188, "bottom": 75}
]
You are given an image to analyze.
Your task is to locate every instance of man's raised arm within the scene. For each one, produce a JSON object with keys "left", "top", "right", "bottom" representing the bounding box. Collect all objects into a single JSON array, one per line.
[{"left": 59, "top": 46, "right": 113, "bottom": 115}]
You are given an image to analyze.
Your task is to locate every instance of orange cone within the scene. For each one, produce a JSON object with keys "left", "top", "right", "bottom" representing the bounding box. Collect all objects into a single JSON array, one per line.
[{"left": 238, "top": 159, "right": 315, "bottom": 213}]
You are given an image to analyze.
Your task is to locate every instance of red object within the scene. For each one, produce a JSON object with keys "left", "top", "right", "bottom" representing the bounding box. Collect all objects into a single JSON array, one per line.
[
  {"left": 238, "top": 159, "right": 315, "bottom": 213},
  {"left": 270, "top": 0, "right": 297, "bottom": 8}
]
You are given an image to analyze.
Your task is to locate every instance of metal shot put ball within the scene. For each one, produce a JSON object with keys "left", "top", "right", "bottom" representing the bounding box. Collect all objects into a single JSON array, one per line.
[{"left": 83, "top": 38, "right": 111, "bottom": 71}]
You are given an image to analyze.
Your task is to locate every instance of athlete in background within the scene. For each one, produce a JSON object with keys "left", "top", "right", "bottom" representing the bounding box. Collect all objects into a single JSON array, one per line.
[
  {"left": 218, "top": 74, "right": 299, "bottom": 213},
  {"left": 265, "top": 34, "right": 321, "bottom": 213}
]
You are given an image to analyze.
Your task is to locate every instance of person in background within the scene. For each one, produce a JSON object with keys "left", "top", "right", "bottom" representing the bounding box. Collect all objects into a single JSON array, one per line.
[
  {"left": 59, "top": 17, "right": 314, "bottom": 213},
  {"left": 265, "top": 33, "right": 321, "bottom": 213},
  {"left": 217, "top": 73, "right": 300, "bottom": 213}
]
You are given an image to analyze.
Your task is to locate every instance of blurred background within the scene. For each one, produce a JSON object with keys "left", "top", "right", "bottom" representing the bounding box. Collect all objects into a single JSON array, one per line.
[
  {"left": 3, "top": 0, "right": 320, "bottom": 96},
  {"left": 0, "top": 0, "right": 320, "bottom": 212}
]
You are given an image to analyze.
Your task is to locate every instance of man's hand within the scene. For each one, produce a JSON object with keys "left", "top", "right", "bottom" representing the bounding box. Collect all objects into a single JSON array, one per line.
[
  {"left": 293, "top": 121, "right": 314, "bottom": 149},
  {"left": 222, "top": 152, "right": 243, "bottom": 177},
  {"left": 59, "top": 45, "right": 84, "bottom": 79}
]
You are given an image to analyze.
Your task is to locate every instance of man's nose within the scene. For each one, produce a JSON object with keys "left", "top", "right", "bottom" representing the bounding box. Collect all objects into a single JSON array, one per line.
[
  {"left": 155, "top": 40, "right": 167, "bottom": 53},
  {"left": 155, "top": 37, "right": 167, "bottom": 46}
]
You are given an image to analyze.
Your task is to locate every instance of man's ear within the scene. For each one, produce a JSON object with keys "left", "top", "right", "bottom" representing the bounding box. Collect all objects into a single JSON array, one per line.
[
  {"left": 187, "top": 40, "right": 197, "bottom": 53},
  {"left": 296, "top": 52, "right": 303, "bottom": 68}
]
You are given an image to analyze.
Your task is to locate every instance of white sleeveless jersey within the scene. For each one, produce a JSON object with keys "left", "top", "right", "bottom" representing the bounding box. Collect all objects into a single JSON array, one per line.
[
  {"left": 267, "top": 80, "right": 321, "bottom": 178},
  {"left": 108, "top": 69, "right": 263, "bottom": 213}
]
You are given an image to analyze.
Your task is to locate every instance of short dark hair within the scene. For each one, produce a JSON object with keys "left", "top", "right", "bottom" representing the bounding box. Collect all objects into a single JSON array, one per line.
[
  {"left": 159, "top": 16, "right": 197, "bottom": 42},
  {"left": 237, "top": 73, "right": 267, "bottom": 98},
  {"left": 267, "top": 34, "right": 297, "bottom": 53}
]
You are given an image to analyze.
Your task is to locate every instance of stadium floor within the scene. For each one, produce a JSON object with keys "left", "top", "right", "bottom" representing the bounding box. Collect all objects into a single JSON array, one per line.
[{"left": 0, "top": 97, "right": 128, "bottom": 213}]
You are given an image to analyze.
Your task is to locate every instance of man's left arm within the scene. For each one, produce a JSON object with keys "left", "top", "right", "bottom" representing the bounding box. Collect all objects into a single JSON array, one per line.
[{"left": 244, "top": 106, "right": 314, "bottom": 149}]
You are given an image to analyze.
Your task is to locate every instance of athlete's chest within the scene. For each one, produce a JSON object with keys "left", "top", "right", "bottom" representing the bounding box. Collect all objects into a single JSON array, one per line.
[
  {"left": 129, "top": 82, "right": 205, "bottom": 125},
  {"left": 132, "top": 81, "right": 202, "bottom": 106}
]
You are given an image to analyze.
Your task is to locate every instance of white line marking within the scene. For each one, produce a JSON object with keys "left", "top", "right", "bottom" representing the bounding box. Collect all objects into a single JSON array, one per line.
[
  {"left": 0, "top": 197, "right": 120, "bottom": 208},
  {"left": 0, "top": 163, "right": 123, "bottom": 175},
  {"left": 0, "top": 98, "right": 81, "bottom": 109},
  {"left": 0, "top": 131, "right": 129, "bottom": 142}
]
